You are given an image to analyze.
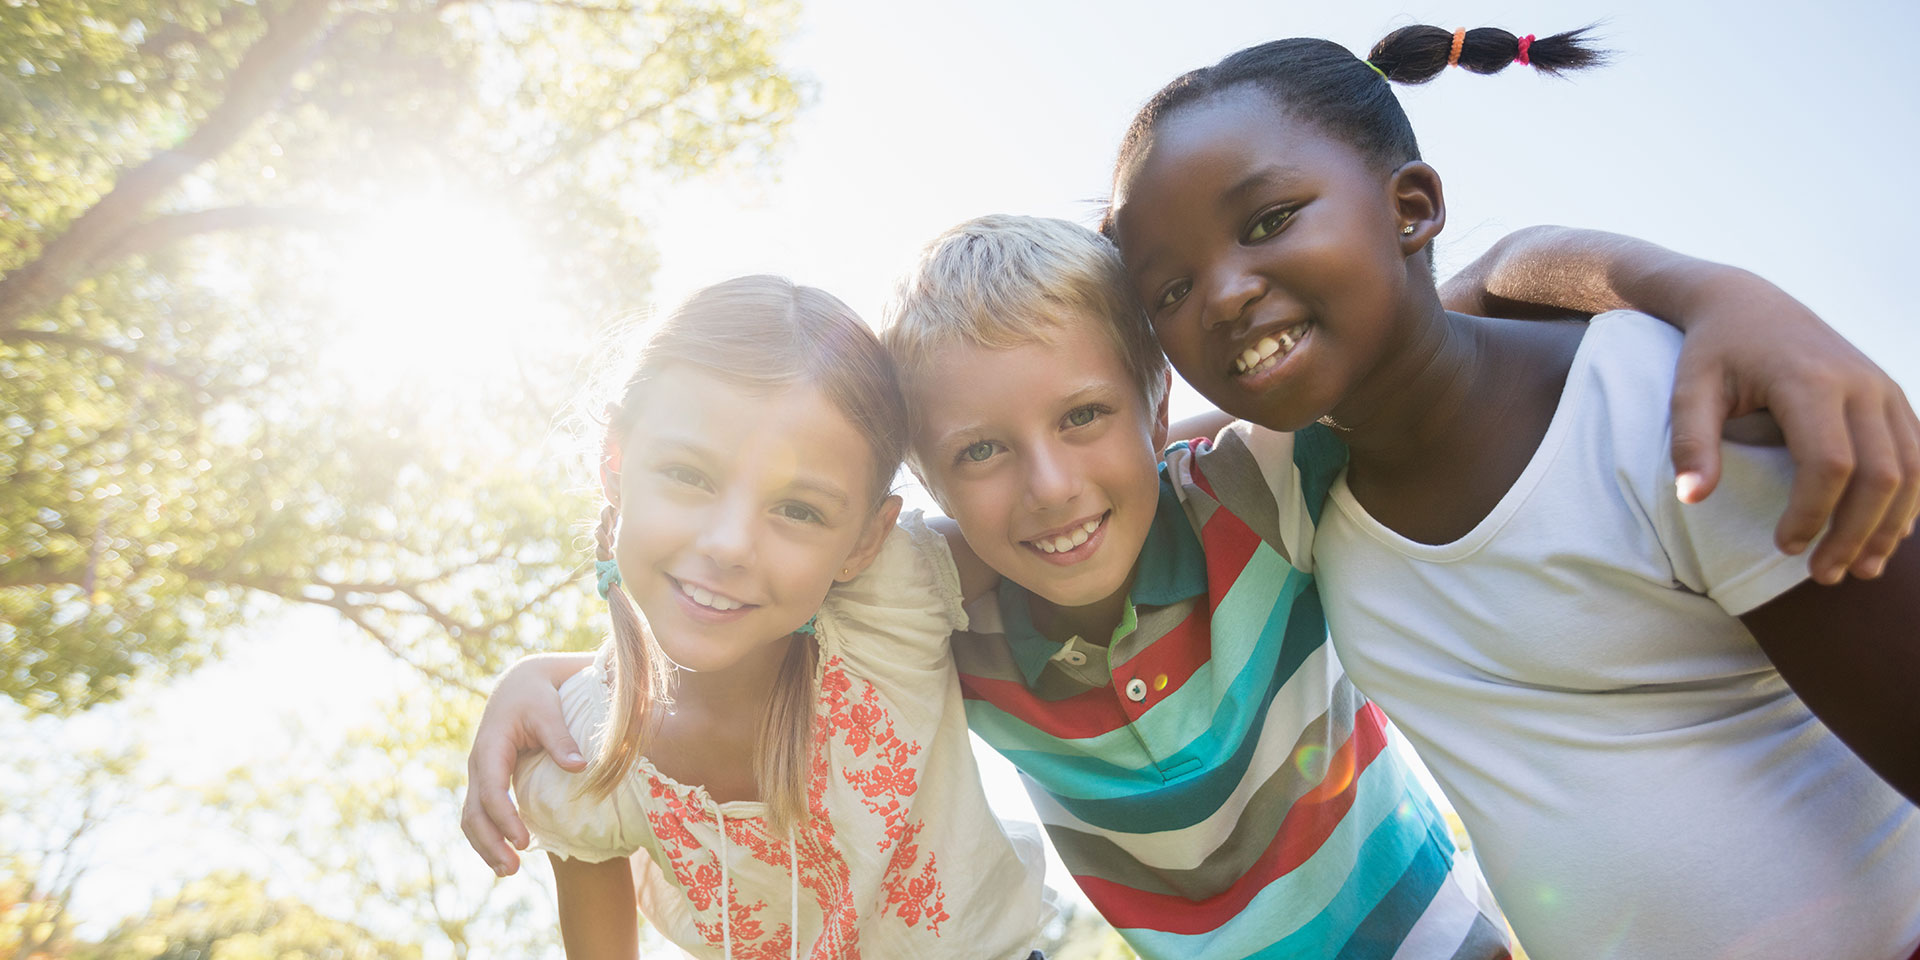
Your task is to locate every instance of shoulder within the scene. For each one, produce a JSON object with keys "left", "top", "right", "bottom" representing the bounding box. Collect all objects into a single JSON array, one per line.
[
  {"left": 1163, "top": 421, "right": 1343, "bottom": 569},
  {"left": 512, "top": 653, "right": 644, "bottom": 863},
  {"left": 817, "top": 511, "right": 967, "bottom": 675}
]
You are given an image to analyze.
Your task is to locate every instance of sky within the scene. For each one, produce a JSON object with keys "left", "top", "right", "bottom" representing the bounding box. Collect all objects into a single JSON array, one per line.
[{"left": 41, "top": 0, "right": 1920, "bottom": 947}]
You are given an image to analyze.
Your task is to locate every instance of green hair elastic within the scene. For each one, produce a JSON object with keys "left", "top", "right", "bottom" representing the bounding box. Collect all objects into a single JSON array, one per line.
[
  {"left": 794, "top": 615, "right": 819, "bottom": 636},
  {"left": 1364, "top": 59, "right": 1388, "bottom": 80}
]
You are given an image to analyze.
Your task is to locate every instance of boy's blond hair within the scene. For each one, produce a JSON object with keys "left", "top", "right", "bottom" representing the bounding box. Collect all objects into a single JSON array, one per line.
[{"left": 881, "top": 214, "right": 1169, "bottom": 461}]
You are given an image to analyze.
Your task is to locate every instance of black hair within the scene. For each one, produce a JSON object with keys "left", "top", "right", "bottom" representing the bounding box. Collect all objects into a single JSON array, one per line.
[{"left": 1108, "top": 25, "right": 1607, "bottom": 219}]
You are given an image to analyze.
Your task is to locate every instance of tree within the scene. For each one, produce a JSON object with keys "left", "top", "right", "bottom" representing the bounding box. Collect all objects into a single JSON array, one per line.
[{"left": 0, "top": 0, "right": 804, "bottom": 714}]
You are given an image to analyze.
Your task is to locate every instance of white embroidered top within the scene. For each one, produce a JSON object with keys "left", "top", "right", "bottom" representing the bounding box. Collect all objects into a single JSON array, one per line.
[{"left": 515, "top": 514, "right": 1052, "bottom": 960}]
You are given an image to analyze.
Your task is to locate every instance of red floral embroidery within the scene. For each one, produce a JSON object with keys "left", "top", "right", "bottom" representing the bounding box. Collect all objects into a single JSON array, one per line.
[{"left": 629, "top": 656, "right": 952, "bottom": 958}]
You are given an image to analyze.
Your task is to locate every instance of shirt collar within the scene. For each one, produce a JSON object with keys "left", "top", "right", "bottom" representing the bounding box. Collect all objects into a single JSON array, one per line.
[{"left": 992, "top": 470, "right": 1207, "bottom": 686}]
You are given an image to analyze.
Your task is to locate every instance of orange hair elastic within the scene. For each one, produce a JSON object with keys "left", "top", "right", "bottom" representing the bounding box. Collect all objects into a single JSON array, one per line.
[{"left": 1448, "top": 27, "right": 1466, "bottom": 67}]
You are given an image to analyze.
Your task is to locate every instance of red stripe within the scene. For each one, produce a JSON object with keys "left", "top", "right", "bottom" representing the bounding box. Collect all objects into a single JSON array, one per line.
[
  {"left": 1189, "top": 461, "right": 1265, "bottom": 610},
  {"left": 1074, "top": 701, "right": 1394, "bottom": 933},
  {"left": 959, "top": 672, "right": 1135, "bottom": 740},
  {"left": 1110, "top": 609, "right": 1211, "bottom": 706}
]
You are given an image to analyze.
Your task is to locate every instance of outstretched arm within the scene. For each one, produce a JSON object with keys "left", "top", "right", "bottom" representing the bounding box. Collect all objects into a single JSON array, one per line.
[
  {"left": 1445, "top": 226, "right": 1920, "bottom": 584},
  {"left": 461, "top": 652, "right": 594, "bottom": 876}
]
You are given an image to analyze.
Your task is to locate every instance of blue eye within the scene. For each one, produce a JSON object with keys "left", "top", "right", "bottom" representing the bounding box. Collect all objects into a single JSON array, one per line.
[
  {"left": 959, "top": 441, "right": 996, "bottom": 464},
  {"left": 1245, "top": 207, "right": 1293, "bottom": 242},
  {"left": 1064, "top": 406, "right": 1101, "bottom": 428}
]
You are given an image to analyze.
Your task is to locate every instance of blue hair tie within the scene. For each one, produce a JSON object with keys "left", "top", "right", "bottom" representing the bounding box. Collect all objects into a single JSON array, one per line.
[
  {"left": 595, "top": 559, "right": 622, "bottom": 600},
  {"left": 793, "top": 615, "right": 819, "bottom": 637}
]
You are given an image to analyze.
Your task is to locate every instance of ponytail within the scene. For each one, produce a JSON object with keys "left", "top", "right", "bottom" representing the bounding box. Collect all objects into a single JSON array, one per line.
[
  {"left": 579, "top": 503, "right": 678, "bottom": 803},
  {"left": 1368, "top": 26, "right": 1606, "bottom": 83},
  {"left": 1112, "top": 26, "right": 1608, "bottom": 203}
]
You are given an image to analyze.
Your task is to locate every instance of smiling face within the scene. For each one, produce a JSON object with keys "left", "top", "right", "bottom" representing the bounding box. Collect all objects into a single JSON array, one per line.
[
  {"left": 1112, "top": 86, "right": 1434, "bottom": 432},
  {"left": 609, "top": 364, "right": 897, "bottom": 675},
  {"left": 909, "top": 315, "right": 1167, "bottom": 612}
]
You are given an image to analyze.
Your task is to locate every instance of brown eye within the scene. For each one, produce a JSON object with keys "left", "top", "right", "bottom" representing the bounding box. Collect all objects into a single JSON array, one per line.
[
  {"left": 1157, "top": 280, "right": 1191, "bottom": 311},
  {"left": 1246, "top": 207, "right": 1293, "bottom": 242}
]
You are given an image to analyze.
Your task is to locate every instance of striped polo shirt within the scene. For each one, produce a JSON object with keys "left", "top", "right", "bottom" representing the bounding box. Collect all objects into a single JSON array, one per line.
[{"left": 952, "top": 423, "right": 1510, "bottom": 960}]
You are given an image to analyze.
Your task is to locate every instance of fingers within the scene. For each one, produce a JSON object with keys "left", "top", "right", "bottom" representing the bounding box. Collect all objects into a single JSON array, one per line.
[
  {"left": 1806, "top": 397, "right": 1900, "bottom": 584},
  {"left": 463, "top": 785, "right": 522, "bottom": 877},
  {"left": 1853, "top": 397, "right": 1920, "bottom": 576},
  {"left": 463, "top": 735, "right": 530, "bottom": 877},
  {"left": 1668, "top": 357, "right": 1732, "bottom": 504},
  {"left": 535, "top": 710, "right": 588, "bottom": 772},
  {"left": 1766, "top": 382, "right": 1855, "bottom": 567}
]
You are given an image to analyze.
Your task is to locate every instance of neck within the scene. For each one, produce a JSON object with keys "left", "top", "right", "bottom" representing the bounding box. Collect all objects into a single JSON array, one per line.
[
  {"left": 670, "top": 634, "right": 800, "bottom": 715},
  {"left": 1326, "top": 287, "right": 1494, "bottom": 477},
  {"left": 1029, "top": 560, "right": 1139, "bottom": 647}
]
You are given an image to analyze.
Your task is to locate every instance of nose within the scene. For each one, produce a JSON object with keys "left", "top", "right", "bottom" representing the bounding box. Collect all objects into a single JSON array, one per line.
[
  {"left": 1021, "top": 439, "right": 1082, "bottom": 512},
  {"left": 1199, "top": 256, "right": 1264, "bottom": 331},
  {"left": 694, "top": 492, "right": 756, "bottom": 569}
]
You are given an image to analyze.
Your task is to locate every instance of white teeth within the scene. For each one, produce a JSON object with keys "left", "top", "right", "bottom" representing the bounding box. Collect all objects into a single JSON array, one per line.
[
  {"left": 1031, "top": 515, "right": 1105, "bottom": 554},
  {"left": 1069, "top": 527, "right": 1089, "bottom": 546},
  {"left": 1037, "top": 540, "right": 1056, "bottom": 554},
  {"left": 1082, "top": 519, "right": 1101, "bottom": 534},
  {"left": 683, "top": 582, "right": 742, "bottom": 611},
  {"left": 1052, "top": 535, "right": 1074, "bottom": 552},
  {"left": 1233, "top": 328, "right": 1305, "bottom": 377}
]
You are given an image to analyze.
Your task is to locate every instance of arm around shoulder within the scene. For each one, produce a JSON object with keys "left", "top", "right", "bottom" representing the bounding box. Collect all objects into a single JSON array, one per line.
[{"left": 550, "top": 854, "right": 641, "bottom": 960}]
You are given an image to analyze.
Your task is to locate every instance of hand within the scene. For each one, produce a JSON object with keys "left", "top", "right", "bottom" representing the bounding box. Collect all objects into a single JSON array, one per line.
[
  {"left": 1669, "top": 267, "right": 1920, "bottom": 584},
  {"left": 461, "top": 654, "right": 589, "bottom": 876}
]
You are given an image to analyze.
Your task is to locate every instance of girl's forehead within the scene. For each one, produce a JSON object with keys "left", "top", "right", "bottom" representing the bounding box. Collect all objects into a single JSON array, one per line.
[{"left": 625, "top": 364, "right": 883, "bottom": 491}]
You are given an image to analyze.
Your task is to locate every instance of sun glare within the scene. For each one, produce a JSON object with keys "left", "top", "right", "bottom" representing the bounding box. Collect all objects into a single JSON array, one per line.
[{"left": 324, "top": 194, "right": 565, "bottom": 396}]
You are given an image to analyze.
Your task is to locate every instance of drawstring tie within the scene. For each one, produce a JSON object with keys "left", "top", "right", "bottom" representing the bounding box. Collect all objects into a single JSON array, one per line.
[{"left": 714, "top": 807, "right": 803, "bottom": 960}]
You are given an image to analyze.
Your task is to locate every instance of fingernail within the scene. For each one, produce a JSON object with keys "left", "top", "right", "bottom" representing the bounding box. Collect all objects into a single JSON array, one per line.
[
  {"left": 1863, "top": 556, "right": 1887, "bottom": 578},
  {"left": 1816, "top": 564, "right": 1844, "bottom": 585},
  {"left": 564, "top": 751, "right": 585, "bottom": 765},
  {"left": 494, "top": 864, "right": 508, "bottom": 878},
  {"left": 1675, "top": 472, "right": 1704, "bottom": 503},
  {"left": 1782, "top": 539, "right": 1809, "bottom": 555}
]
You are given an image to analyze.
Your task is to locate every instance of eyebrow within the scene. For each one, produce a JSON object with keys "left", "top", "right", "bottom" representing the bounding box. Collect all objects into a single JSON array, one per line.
[
  {"left": 1223, "top": 166, "right": 1307, "bottom": 208},
  {"left": 927, "top": 381, "right": 1121, "bottom": 452},
  {"left": 651, "top": 435, "right": 854, "bottom": 509}
]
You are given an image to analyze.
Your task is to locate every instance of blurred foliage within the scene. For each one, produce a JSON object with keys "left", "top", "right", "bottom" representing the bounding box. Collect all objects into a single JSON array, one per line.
[
  {"left": 1033, "top": 902, "right": 1140, "bottom": 960},
  {"left": 0, "top": 0, "right": 804, "bottom": 714},
  {"left": 72, "top": 871, "right": 421, "bottom": 960}
]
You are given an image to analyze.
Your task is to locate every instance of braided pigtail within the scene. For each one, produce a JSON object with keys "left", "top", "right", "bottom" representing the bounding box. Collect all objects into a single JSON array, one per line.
[
  {"left": 579, "top": 500, "right": 677, "bottom": 800},
  {"left": 1368, "top": 25, "right": 1606, "bottom": 83}
]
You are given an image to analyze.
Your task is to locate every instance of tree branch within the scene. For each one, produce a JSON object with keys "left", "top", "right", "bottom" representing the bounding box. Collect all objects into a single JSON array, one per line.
[
  {"left": 93, "top": 205, "right": 355, "bottom": 265},
  {"left": 0, "top": 328, "right": 214, "bottom": 390},
  {"left": 0, "top": 0, "right": 334, "bottom": 329}
]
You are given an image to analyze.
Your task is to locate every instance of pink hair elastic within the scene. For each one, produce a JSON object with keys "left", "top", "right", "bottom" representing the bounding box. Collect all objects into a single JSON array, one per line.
[{"left": 1515, "top": 33, "right": 1535, "bottom": 66}]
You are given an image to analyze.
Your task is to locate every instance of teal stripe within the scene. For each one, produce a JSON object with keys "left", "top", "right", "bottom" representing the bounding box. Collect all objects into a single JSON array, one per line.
[
  {"left": 1113, "top": 762, "right": 1444, "bottom": 960},
  {"left": 968, "top": 572, "right": 1308, "bottom": 805},
  {"left": 1292, "top": 423, "right": 1348, "bottom": 526},
  {"left": 1126, "top": 551, "right": 1307, "bottom": 752}
]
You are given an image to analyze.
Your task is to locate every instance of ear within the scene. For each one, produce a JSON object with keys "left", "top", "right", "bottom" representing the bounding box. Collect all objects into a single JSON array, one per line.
[
  {"left": 1150, "top": 368, "right": 1172, "bottom": 453},
  {"left": 1387, "top": 161, "right": 1446, "bottom": 258},
  {"left": 600, "top": 434, "right": 624, "bottom": 505},
  {"left": 839, "top": 495, "right": 904, "bottom": 582}
]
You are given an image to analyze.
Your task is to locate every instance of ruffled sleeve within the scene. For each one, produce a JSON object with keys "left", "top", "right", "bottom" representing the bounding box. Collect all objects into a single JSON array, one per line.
[
  {"left": 815, "top": 511, "right": 967, "bottom": 679},
  {"left": 511, "top": 652, "right": 648, "bottom": 864}
]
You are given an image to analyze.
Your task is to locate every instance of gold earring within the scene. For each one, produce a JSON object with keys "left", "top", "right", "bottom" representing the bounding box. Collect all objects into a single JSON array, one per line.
[
  {"left": 841, "top": 567, "right": 851, "bottom": 578},
  {"left": 1401, "top": 224, "right": 1417, "bottom": 235}
]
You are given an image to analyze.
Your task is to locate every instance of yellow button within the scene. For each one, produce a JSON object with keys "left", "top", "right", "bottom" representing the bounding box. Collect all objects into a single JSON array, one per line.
[{"left": 1154, "top": 674, "right": 1169, "bottom": 691}]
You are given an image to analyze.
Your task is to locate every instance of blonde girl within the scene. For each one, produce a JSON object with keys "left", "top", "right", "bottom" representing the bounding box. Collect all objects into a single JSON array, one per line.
[{"left": 511, "top": 276, "right": 1048, "bottom": 960}]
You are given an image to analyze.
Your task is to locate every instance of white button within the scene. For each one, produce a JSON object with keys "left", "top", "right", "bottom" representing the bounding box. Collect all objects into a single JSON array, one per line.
[{"left": 1124, "top": 678, "right": 1148, "bottom": 702}]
